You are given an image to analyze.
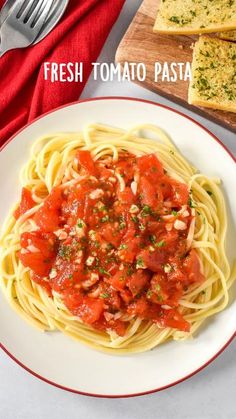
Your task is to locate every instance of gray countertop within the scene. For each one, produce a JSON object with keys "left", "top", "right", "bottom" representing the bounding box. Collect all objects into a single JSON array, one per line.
[{"left": 1, "top": 1, "right": 235, "bottom": 418}]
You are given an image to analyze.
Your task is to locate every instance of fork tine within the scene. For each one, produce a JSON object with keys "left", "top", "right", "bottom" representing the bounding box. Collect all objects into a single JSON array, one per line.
[
  {"left": 19, "top": 0, "right": 39, "bottom": 21},
  {"left": 10, "top": 0, "right": 31, "bottom": 19},
  {"left": 20, "top": 0, "right": 44, "bottom": 22},
  {"left": 28, "top": 0, "right": 54, "bottom": 27}
]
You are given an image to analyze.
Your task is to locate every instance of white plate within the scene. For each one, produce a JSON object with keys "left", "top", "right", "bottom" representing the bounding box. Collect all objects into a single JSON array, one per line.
[{"left": 0, "top": 98, "right": 235, "bottom": 398}]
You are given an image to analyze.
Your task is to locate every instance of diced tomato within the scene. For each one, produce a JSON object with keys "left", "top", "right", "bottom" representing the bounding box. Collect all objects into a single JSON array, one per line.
[
  {"left": 110, "top": 319, "right": 127, "bottom": 336},
  {"left": 45, "top": 187, "right": 63, "bottom": 210},
  {"left": 106, "top": 288, "right": 121, "bottom": 310},
  {"left": 169, "top": 179, "right": 189, "bottom": 207},
  {"left": 128, "top": 297, "right": 162, "bottom": 321},
  {"left": 120, "top": 289, "right": 133, "bottom": 304},
  {"left": 50, "top": 260, "right": 74, "bottom": 291},
  {"left": 159, "top": 309, "right": 190, "bottom": 332},
  {"left": 99, "top": 223, "right": 122, "bottom": 247},
  {"left": 139, "top": 177, "right": 163, "bottom": 208},
  {"left": 51, "top": 258, "right": 86, "bottom": 292},
  {"left": 150, "top": 274, "right": 170, "bottom": 303},
  {"left": 117, "top": 187, "right": 135, "bottom": 208},
  {"left": 19, "top": 252, "right": 53, "bottom": 277},
  {"left": 166, "top": 289, "right": 183, "bottom": 307},
  {"left": 77, "top": 150, "right": 97, "bottom": 176},
  {"left": 128, "top": 270, "right": 150, "bottom": 296},
  {"left": 19, "top": 231, "right": 56, "bottom": 277},
  {"left": 138, "top": 249, "right": 167, "bottom": 272},
  {"left": 109, "top": 270, "right": 127, "bottom": 291},
  {"left": 183, "top": 250, "right": 205, "bottom": 283},
  {"left": 146, "top": 221, "right": 164, "bottom": 234},
  {"left": 97, "top": 164, "right": 114, "bottom": 180},
  {"left": 94, "top": 316, "right": 127, "bottom": 336},
  {"left": 137, "top": 154, "right": 164, "bottom": 181},
  {"left": 157, "top": 231, "right": 179, "bottom": 250},
  {"left": 168, "top": 269, "right": 186, "bottom": 283},
  {"left": 61, "top": 180, "right": 94, "bottom": 226},
  {"left": 127, "top": 296, "right": 149, "bottom": 316},
  {"left": 118, "top": 236, "right": 142, "bottom": 263},
  {"left": 34, "top": 187, "right": 63, "bottom": 232},
  {"left": 159, "top": 177, "right": 172, "bottom": 200},
  {"left": 20, "top": 232, "right": 56, "bottom": 259},
  {"left": 34, "top": 207, "right": 61, "bottom": 232},
  {"left": 115, "top": 159, "right": 135, "bottom": 181},
  {"left": 64, "top": 292, "right": 104, "bottom": 324},
  {"left": 14, "top": 188, "right": 35, "bottom": 220}
]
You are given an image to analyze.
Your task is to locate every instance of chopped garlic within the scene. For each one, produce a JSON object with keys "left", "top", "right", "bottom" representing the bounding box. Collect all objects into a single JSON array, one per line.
[
  {"left": 49, "top": 269, "right": 57, "bottom": 279},
  {"left": 104, "top": 312, "right": 114, "bottom": 322},
  {"left": 21, "top": 249, "right": 28, "bottom": 254},
  {"left": 54, "top": 229, "right": 68, "bottom": 240},
  {"left": 27, "top": 245, "right": 39, "bottom": 253},
  {"left": 96, "top": 201, "right": 105, "bottom": 209},
  {"left": 115, "top": 173, "right": 125, "bottom": 192},
  {"left": 164, "top": 263, "right": 172, "bottom": 273},
  {"left": 165, "top": 223, "right": 172, "bottom": 232},
  {"left": 131, "top": 181, "right": 137, "bottom": 195},
  {"left": 82, "top": 273, "right": 99, "bottom": 289},
  {"left": 129, "top": 204, "right": 139, "bottom": 214},
  {"left": 149, "top": 246, "right": 155, "bottom": 252},
  {"left": 174, "top": 220, "right": 187, "bottom": 230},
  {"left": 108, "top": 177, "right": 117, "bottom": 183},
  {"left": 89, "top": 189, "right": 104, "bottom": 200},
  {"left": 86, "top": 256, "right": 95, "bottom": 266}
]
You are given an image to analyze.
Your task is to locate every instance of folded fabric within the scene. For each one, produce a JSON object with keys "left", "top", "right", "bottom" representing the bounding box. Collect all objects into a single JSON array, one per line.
[{"left": 0, "top": 0, "right": 125, "bottom": 146}]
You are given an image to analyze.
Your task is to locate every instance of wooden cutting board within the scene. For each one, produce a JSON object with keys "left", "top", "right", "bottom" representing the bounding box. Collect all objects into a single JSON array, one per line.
[{"left": 116, "top": 0, "right": 236, "bottom": 133}]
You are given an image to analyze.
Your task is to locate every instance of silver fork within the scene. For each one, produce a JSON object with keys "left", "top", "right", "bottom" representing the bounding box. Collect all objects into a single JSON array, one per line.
[{"left": 0, "top": 0, "right": 54, "bottom": 57}]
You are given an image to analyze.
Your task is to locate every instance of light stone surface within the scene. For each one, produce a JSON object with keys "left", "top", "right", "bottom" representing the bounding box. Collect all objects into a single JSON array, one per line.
[{"left": 1, "top": 1, "right": 235, "bottom": 418}]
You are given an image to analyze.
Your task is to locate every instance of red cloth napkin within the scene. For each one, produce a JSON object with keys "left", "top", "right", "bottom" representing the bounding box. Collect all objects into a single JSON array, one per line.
[{"left": 0, "top": 0, "right": 125, "bottom": 146}]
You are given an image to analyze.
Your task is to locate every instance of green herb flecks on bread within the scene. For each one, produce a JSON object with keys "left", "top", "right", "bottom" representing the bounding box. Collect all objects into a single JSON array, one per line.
[
  {"left": 154, "top": 0, "right": 236, "bottom": 35},
  {"left": 189, "top": 36, "right": 236, "bottom": 113}
]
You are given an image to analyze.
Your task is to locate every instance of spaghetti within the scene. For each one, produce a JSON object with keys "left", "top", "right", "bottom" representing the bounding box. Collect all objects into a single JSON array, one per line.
[{"left": 0, "top": 123, "right": 235, "bottom": 353}]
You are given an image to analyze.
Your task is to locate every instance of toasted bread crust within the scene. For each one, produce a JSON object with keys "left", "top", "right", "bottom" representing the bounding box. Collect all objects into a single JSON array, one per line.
[
  {"left": 154, "top": 0, "right": 236, "bottom": 35},
  {"left": 188, "top": 36, "right": 236, "bottom": 113},
  {"left": 220, "top": 30, "right": 236, "bottom": 41}
]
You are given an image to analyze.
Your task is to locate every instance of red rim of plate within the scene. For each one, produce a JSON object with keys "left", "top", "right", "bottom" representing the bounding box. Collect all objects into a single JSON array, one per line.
[{"left": 0, "top": 96, "right": 235, "bottom": 398}]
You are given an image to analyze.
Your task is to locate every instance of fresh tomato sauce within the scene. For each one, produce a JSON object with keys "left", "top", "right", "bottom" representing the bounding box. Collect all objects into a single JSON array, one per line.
[{"left": 16, "top": 151, "right": 204, "bottom": 336}]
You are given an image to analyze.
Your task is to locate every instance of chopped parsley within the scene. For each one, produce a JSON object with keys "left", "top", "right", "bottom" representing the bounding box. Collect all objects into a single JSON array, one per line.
[
  {"left": 99, "top": 267, "right": 111, "bottom": 277},
  {"left": 106, "top": 243, "right": 114, "bottom": 251},
  {"left": 146, "top": 290, "right": 153, "bottom": 299},
  {"left": 139, "top": 223, "right": 145, "bottom": 231},
  {"left": 101, "top": 215, "right": 109, "bottom": 223},
  {"left": 77, "top": 219, "right": 85, "bottom": 228},
  {"left": 100, "top": 292, "right": 110, "bottom": 299},
  {"left": 188, "top": 197, "right": 195, "bottom": 208},
  {"left": 136, "top": 257, "right": 145, "bottom": 268},
  {"left": 149, "top": 234, "right": 157, "bottom": 244},
  {"left": 156, "top": 240, "right": 165, "bottom": 248},
  {"left": 127, "top": 266, "right": 135, "bottom": 276},
  {"left": 119, "top": 244, "right": 128, "bottom": 250},
  {"left": 141, "top": 205, "right": 152, "bottom": 216}
]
